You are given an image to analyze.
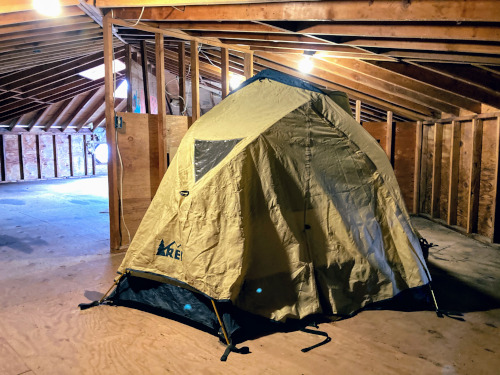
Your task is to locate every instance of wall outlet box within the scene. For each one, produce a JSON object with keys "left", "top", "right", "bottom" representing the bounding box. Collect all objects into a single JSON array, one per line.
[{"left": 115, "top": 115, "right": 123, "bottom": 129}]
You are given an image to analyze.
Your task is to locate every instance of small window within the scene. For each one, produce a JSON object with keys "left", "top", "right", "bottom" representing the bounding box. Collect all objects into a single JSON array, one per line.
[{"left": 194, "top": 139, "right": 242, "bottom": 182}]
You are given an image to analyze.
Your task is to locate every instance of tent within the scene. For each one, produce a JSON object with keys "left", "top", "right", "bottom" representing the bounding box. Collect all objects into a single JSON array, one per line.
[{"left": 83, "top": 69, "right": 431, "bottom": 359}]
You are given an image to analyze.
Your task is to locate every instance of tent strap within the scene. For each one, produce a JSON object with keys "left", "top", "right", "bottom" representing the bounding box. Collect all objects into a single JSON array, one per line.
[{"left": 300, "top": 327, "right": 332, "bottom": 353}]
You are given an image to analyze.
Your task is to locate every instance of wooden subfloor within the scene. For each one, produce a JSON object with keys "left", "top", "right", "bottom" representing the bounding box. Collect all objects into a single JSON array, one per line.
[{"left": 0, "top": 178, "right": 499, "bottom": 374}]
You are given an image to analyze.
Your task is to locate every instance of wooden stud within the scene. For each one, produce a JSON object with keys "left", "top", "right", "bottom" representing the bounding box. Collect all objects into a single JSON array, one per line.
[
  {"left": 18, "top": 135, "right": 24, "bottom": 180},
  {"left": 52, "top": 135, "right": 58, "bottom": 178},
  {"left": 68, "top": 135, "right": 74, "bottom": 177},
  {"left": 0, "top": 134, "right": 6, "bottom": 181},
  {"left": 156, "top": 33, "right": 167, "bottom": 178},
  {"left": 177, "top": 42, "right": 186, "bottom": 112},
  {"left": 355, "top": 100, "right": 361, "bottom": 123},
  {"left": 492, "top": 117, "right": 500, "bottom": 243},
  {"left": 91, "top": 134, "right": 96, "bottom": 176},
  {"left": 244, "top": 52, "right": 253, "bottom": 79},
  {"left": 467, "top": 119, "right": 483, "bottom": 234},
  {"left": 413, "top": 120, "right": 423, "bottom": 214},
  {"left": 221, "top": 47, "right": 230, "bottom": 99},
  {"left": 431, "top": 123, "right": 443, "bottom": 218},
  {"left": 83, "top": 134, "right": 89, "bottom": 176},
  {"left": 125, "top": 44, "right": 133, "bottom": 112},
  {"left": 140, "top": 40, "right": 151, "bottom": 114},
  {"left": 103, "top": 13, "right": 120, "bottom": 251},
  {"left": 386, "top": 111, "right": 394, "bottom": 163},
  {"left": 190, "top": 40, "right": 200, "bottom": 122},
  {"left": 447, "top": 120, "right": 461, "bottom": 225}
]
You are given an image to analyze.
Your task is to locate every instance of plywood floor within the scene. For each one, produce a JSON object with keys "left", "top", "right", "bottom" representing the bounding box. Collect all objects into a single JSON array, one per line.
[{"left": 0, "top": 178, "right": 499, "bottom": 374}]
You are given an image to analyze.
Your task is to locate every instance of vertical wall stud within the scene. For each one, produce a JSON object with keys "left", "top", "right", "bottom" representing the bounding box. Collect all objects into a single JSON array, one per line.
[
  {"left": 447, "top": 120, "right": 461, "bottom": 225},
  {"left": 35, "top": 134, "right": 41, "bottom": 179},
  {"left": 190, "top": 40, "right": 200, "bottom": 122},
  {"left": 221, "top": 47, "right": 230, "bottom": 99},
  {"left": 492, "top": 117, "right": 500, "bottom": 243},
  {"left": 0, "top": 134, "right": 5, "bottom": 181},
  {"left": 125, "top": 44, "right": 133, "bottom": 113},
  {"left": 467, "top": 118, "right": 483, "bottom": 234},
  {"left": 178, "top": 42, "right": 186, "bottom": 112},
  {"left": 431, "top": 123, "right": 443, "bottom": 218},
  {"left": 355, "top": 100, "right": 361, "bottom": 123},
  {"left": 52, "top": 134, "right": 58, "bottom": 178},
  {"left": 413, "top": 120, "right": 423, "bottom": 214},
  {"left": 156, "top": 33, "right": 167, "bottom": 178},
  {"left": 244, "top": 52, "right": 253, "bottom": 79},
  {"left": 18, "top": 135, "right": 24, "bottom": 180},
  {"left": 104, "top": 13, "right": 120, "bottom": 251},
  {"left": 68, "top": 135, "right": 74, "bottom": 177},
  {"left": 386, "top": 111, "right": 394, "bottom": 165},
  {"left": 140, "top": 40, "right": 151, "bottom": 114}
]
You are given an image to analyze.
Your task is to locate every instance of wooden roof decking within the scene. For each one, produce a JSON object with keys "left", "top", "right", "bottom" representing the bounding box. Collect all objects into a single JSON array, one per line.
[{"left": 1, "top": 1, "right": 500, "bottom": 132}]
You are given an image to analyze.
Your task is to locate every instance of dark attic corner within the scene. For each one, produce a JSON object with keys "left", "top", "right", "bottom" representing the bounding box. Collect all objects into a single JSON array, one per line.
[{"left": 0, "top": 0, "right": 500, "bottom": 373}]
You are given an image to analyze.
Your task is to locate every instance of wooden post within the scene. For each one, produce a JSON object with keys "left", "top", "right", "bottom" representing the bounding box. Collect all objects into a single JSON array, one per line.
[
  {"left": 140, "top": 40, "right": 151, "bottom": 114},
  {"left": 386, "top": 111, "right": 394, "bottom": 165},
  {"left": 447, "top": 120, "right": 461, "bottom": 225},
  {"left": 155, "top": 33, "right": 167, "bottom": 178},
  {"left": 0, "top": 134, "right": 6, "bottom": 181},
  {"left": 18, "top": 135, "right": 24, "bottom": 180},
  {"left": 52, "top": 135, "right": 58, "bottom": 178},
  {"left": 467, "top": 118, "right": 483, "bottom": 234},
  {"left": 431, "top": 123, "right": 443, "bottom": 218},
  {"left": 125, "top": 44, "right": 133, "bottom": 112},
  {"left": 413, "top": 120, "right": 423, "bottom": 214},
  {"left": 244, "top": 52, "right": 253, "bottom": 79},
  {"left": 221, "top": 47, "right": 230, "bottom": 99},
  {"left": 190, "top": 40, "right": 200, "bottom": 122},
  {"left": 492, "top": 117, "right": 500, "bottom": 243},
  {"left": 35, "top": 134, "right": 41, "bottom": 179},
  {"left": 83, "top": 134, "right": 89, "bottom": 176},
  {"left": 103, "top": 13, "right": 120, "bottom": 251},
  {"left": 68, "top": 135, "right": 74, "bottom": 177},
  {"left": 355, "top": 100, "right": 361, "bottom": 123},
  {"left": 177, "top": 42, "right": 186, "bottom": 112}
]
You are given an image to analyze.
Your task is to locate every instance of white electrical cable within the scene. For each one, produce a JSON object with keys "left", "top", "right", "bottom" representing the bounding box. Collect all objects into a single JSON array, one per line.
[{"left": 131, "top": 7, "right": 145, "bottom": 27}]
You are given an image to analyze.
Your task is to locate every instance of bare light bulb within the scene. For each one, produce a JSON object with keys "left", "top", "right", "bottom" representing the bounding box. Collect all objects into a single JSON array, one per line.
[
  {"left": 229, "top": 75, "right": 245, "bottom": 90},
  {"left": 298, "top": 55, "right": 314, "bottom": 73},
  {"left": 33, "top": 0, "right": 62, "bottom": 17}
]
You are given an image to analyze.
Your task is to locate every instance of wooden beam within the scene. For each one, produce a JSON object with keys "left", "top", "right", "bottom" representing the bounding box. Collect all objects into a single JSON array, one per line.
[
  {"left": 221, "top": 47, "right": 230, "bottom": 99},
  {"left": 447, "top": 121, "right": 461, "bottom": 225},
  {"left": 467, "top": 119, "right": 483, "bottom": 234},
  {"left": 112, "top": 1, "right": 500, "bottom": 22},
  {"left": 355, "top": 100, "right": 361, "bottom": 123},
  {"left": 52, "top": 135, "right": 58, "bottom": 178},
  {"left": 244, "top": 52, "right": 253, "bottom": 79},
  {"left": 0, "top": 6, "right": 84, "bottom": 27},
  {"left": 125, "top": 44, "right": 133, "bottom": 112},
  {"left": 297, "top": 23, "right": 500, "bottom": 43},
  {"left": 493, "top": 117, "right": 500, "bottom": 243},
  {"left": 431, "top": 123, "right": 443, "bottom": 218},
  {"left": 140, "top": 40, "right": 151, "bottom": 114},
  {"left": 103, "top": 13, "right": 120, "bottom": 251},
  {"left": 386, "top": 113, "right": 395, "bottom": 166},
  {"left": 0, "top": 134, "right": 6, "bottom": 181},
  {"left": 414, "top": 120, "right": 423, "bottom": 214},
  {"left": 177, "top": 41, "right": 186, "bottom": 110},
  {"left": 156, "top": 33, "right": 167, "bottom": 178},
  {"left": 190, "top": 40, "right": 200, "bottom": 122}
]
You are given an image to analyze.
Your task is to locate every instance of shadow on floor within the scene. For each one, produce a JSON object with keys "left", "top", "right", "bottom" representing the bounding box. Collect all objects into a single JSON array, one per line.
[{"left": 0, "top": 234, "right": 48, "bottom": 254}]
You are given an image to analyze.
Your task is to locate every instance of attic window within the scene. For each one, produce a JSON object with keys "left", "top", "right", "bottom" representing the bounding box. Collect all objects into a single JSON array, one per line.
[
  {"left": 194, "top": 139, "right": 242, "bottom": 182},
  {"left": 78, "top": 60, "right": 125, "bottom": 80}
]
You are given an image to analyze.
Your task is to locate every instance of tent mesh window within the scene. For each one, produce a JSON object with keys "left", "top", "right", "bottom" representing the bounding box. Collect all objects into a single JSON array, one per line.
[{"left": 194, "top": 139, "right": 242, "bottom": 182}]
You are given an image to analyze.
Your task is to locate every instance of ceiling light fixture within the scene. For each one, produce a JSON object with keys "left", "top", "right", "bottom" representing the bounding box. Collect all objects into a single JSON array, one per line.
[
  {"left": 298, "top": 51, "right": 315, "bottom": 74},
  {"left": 33, "top": 0, "right": 62, "bottom": 17}
]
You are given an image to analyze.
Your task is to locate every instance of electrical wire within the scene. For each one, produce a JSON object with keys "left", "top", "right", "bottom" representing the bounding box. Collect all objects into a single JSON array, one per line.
[{"left": 131, "top": 7, "right": 145, "bottom": 27}]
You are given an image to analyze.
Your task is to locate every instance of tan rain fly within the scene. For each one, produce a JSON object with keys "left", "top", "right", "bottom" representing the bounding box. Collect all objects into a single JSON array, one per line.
[{"left": 118, "top": 78, "right": 430, "bottom": 322}]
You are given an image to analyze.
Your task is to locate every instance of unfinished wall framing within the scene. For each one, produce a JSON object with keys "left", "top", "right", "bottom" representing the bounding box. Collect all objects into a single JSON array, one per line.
[{"left": 0, "top": 132, "right": 106, "bottom": 183}]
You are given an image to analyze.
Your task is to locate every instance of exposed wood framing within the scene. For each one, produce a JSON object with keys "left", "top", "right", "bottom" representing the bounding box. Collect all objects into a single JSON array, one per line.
[
  {"left": 355, "top": 100, "right": 361, "bottom": 123},
  {"left": 493, "top": 117, "right": 500, "bottom": 243},
  {"left": 177, "top": 42, "right": 186, "bottom": 107},
  {"left": 221, "top": 47, "right": 230, "bottom": 99},
  {"left": 125, "top": 44, "right": 133, "bottom": 112},
  {"left": 140, "top": 40, "right": 151, "bottom": 114},
  {"left": 467, "top": 119, "right": 483, "bottom": 233},
  {"left": 244, "top": 52, "right": 254, "bottom": 79},
  {"left": 156, "top": 33, "right": 167, "bottom": 178},
  {"left": 103, "top": 13, "right": 120, "bottom": 251},
  {"left": 190, "top": 40, "right": 200, "bottom": 122},
  {"left": 386, "top": 114, "right": 394, "bottom": 166},
  {"left": 431, "top": 123, "right": 443, "bottom": 218},
  {"left": 413, "top": 120, "right": 423, "bottom": 214},
  {"left": 447, "top": 121, "right": 461, "bottom": 225}
]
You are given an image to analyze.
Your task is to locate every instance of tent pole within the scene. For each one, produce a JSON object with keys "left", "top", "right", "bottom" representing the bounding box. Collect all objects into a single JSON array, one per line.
[{"left": 211, "top": 299, "right": 230, "bottom": 346}]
